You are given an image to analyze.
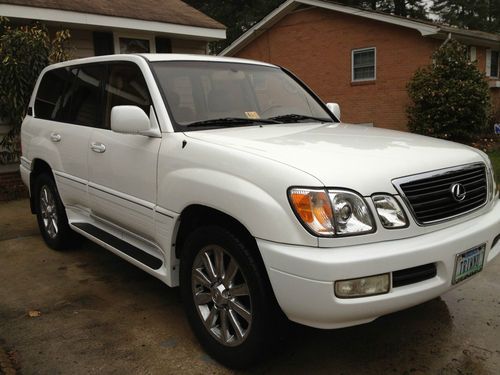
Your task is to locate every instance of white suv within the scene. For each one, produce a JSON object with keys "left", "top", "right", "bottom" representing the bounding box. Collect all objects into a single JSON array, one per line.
[{"left": 20, "top": 54, "right": 500, "bottom": 368}]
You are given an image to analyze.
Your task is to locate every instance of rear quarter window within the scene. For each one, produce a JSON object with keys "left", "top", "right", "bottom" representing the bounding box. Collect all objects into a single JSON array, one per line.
[{"left": 34, "top": 68, "right": 69, "bottom": 121}]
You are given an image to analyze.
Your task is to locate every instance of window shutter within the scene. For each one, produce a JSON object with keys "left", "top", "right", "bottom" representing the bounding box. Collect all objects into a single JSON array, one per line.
[
  {"left": 486, "top": 49, "right": 492, "bottom": 77},
  {"left": 155, "top": 37, "right": 172, "bottom": 53},
  {"left": 93, "top": 32, "right": 114, "bottom": 56}
]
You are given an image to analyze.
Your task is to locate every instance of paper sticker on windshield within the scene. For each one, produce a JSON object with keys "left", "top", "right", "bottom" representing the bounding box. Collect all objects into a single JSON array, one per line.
[{"left": 245, "top": 111, "right": 260, "bottom": 119}]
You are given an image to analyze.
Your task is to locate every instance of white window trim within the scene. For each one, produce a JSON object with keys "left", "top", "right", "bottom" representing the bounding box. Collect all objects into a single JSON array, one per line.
[
  {"left": 468, "top": 46, "right": 477, "bottom": 62},
  {"left": 352, "top": 47, "right": 377, "bottom": 82},
  {"left": 113, "top": 32, "right": 156, "bottom": 54}
]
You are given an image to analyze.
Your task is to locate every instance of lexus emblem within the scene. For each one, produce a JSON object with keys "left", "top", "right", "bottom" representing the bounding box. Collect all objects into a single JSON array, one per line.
[{"left": 450, "top": 183, "right": 466, "bottom": 202}]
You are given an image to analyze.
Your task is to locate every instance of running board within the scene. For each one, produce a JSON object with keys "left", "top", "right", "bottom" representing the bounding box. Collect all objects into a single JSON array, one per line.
[{"left": 72, "top": 222, "right": 163, "bottom": 270}]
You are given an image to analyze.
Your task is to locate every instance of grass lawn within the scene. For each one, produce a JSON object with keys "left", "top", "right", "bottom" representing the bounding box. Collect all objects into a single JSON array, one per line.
[{"left": 488, "top": 150, "right": 500, "bottom": 185}]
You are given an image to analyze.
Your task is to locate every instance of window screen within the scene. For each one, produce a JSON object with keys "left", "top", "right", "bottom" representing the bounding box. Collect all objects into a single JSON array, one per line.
[
  {"left": 104, "top": 62, "right": 151, "bottom": 129},
  {"left": 352, "top": 48, "right": 376, "bottom": 81},
  {"left": 34, "top": 68, "right": 70, "bottom": 121}
]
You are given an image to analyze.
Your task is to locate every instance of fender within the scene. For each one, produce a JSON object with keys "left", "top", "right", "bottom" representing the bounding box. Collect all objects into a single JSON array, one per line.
[{"left": 157, "top": 134, "right": 321, "bottom": 247}]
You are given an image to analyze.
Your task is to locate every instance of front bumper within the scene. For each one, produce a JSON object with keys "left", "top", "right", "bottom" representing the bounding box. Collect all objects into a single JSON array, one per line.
[{"left": 258, "top": 200, "right": 500, "bottom": 329}]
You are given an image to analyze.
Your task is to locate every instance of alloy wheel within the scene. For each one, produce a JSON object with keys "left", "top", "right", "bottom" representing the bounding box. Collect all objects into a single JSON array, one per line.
[
  {"left": 39, "top": 185, "right": 59, "bottom": 239},
  {"left": 191, "top": 245, "right": 252, "bottom": 347}
]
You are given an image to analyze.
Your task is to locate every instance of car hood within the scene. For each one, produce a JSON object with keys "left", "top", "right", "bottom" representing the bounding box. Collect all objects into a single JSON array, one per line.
[{"left": 184, "top": 123, "right": 484, "bottom": 195}]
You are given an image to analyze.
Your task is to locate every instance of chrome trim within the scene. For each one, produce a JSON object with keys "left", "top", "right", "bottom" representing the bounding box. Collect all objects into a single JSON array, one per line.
[
  {"left": 54, "top": 170, "right": 87, "bottom": 186},
  {"left": 155, "top": 206, "right": 175, "bottom": 219},
  {"left": 88, "top": 182, "right": 155, "bottom": 211},
  {"left": 20, "top": 156, "right": 32, "bottom": 171},
  {"left": 392, "top": 163, "right": 488, "bottom": 226}
]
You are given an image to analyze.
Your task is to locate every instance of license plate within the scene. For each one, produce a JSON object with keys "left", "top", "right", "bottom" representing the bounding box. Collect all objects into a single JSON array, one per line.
[{"left": 453, "top": 244, "right": 486, "bottom": 285}]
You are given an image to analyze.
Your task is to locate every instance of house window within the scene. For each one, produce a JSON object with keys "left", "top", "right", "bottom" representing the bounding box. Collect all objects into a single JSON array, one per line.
[
  {"left": 114, "top": 34, "right": 156, "bottom": 54},
  {"left": 490, "top": 50, "right": 499, "bottom": 78},
  {"left": 120, "top": 37, "right": 150, "bottom": 53},
  {"left": 467, "top": 46, "right": 477, "bottom": 62},
  {"left": 352, "top": 47, "right": 376, "bottom": 82}
]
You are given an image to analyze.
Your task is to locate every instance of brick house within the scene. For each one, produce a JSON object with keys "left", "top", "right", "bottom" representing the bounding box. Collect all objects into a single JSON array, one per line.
[
  {"left": 221, "top": 0, "right": 500, "bottom": 132},
  {"left": 0, "top": 0, "right": 225, "bottom": 200}
]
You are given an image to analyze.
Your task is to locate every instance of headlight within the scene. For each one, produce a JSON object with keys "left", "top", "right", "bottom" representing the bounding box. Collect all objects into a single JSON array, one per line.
[
  {"left": 372, "top": 194, "right": 408, "bottom": 229},
  {"left": 289, "top": 188, "right": 374, "bottom": 237},
  {"left": 329, "top": 190, "right": 375, "bottom": 236}
]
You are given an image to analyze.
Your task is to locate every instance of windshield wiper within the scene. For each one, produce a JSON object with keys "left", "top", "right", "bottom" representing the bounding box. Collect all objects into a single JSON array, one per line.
[
  {"left": 268, "top": 114, "right": 333, "bottom": 123},
  {"left": 185, "top": 117, "right": 281, "bottom": 128}
]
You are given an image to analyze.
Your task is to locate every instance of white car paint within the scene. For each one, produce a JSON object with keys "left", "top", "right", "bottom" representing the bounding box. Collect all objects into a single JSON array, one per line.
[{"left": 20, "top": 54, "right": 500, "bottom": 329}]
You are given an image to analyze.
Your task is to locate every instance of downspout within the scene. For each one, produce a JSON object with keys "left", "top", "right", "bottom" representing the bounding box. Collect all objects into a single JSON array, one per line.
[{"left": 440, "top": 32, "right": 453, "bottom": 47}]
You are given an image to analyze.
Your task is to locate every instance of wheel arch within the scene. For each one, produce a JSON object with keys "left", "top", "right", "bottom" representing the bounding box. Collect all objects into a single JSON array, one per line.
[
  {"left": 29, "top": 158, "right": 54, "bottom": 213},
  {"left": 175, "top": 204, "right": 259, "bottom": 261}
]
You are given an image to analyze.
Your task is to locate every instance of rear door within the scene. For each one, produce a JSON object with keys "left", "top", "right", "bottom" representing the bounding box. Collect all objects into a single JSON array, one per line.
[
  {"left": 87, "top": 61, "right": 161, "bottom": 240},
  {"left": 33, "top": 65, "right": 105, "bottom": 209}
]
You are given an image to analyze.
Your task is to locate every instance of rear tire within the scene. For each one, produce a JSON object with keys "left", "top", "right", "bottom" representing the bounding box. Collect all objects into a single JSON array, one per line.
[
  {"left": 180, "top": 226, "right": 275, "bottom": 369},
  {"left": 34, "top": 173, "right": 75, "bottom": 250}
]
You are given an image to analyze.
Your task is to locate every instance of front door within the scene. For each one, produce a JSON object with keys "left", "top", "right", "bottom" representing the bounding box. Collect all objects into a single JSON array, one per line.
[{"left": 87, "top": 62, "right": 161, "bottom": 240}]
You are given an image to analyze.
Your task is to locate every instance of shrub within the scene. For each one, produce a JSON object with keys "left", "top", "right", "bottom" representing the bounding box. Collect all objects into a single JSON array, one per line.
[
  {"left": 0, "top": 17, "right": 71, "bottom": 164},
  {"left": 407, "top": 39, "right": 491, "bottom": 142}
]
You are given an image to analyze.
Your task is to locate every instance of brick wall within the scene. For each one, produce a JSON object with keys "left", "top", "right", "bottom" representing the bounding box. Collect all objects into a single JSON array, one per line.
[
  {"left": 234, "top": 8, "right": 494, "bottom": 131},
  {"left": 0, "top": 171, "right": 28, "bottom": 201}
]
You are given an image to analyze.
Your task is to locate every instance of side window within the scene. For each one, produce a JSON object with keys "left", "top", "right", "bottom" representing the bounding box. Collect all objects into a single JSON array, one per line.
[
  {"left": 34, "top": 68, "right": 69, "bottom": 121},
  {"left": 62, "top": 64, "right": 106, "bottom": 127},
  {"left": 104, "top": 62, "right": 151, "bottom": 129}
]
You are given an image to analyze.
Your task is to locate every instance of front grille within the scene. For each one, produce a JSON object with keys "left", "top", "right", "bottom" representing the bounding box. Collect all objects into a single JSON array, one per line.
[
  {"left": 393, "top": 263, "right": 437, "bottom": 288},
  {"left": 394, "top": 164, "right": 487, "bottom": 225}
]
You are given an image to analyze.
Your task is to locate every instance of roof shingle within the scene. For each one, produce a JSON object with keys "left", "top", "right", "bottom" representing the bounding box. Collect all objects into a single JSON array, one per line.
[{"left": 0, "top": 0, "right": 225, "bottom": 29}]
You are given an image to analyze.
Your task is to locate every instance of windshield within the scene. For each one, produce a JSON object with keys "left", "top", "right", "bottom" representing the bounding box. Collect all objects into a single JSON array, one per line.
[{"left": 151, "top": 61, "right": 334, "bottom": 130}]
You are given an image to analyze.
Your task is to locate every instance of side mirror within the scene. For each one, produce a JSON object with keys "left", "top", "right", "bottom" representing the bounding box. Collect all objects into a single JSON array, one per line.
[
  {"left": 326, "top": 103, "right": 341, "bottom": 121},
  {"left": 111, "top": 105, "right": 159, "bottom": 137}
]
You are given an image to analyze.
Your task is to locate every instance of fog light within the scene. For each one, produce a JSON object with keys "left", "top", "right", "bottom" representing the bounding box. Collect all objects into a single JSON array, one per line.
[{"left": 335, "top": 274, "right": 390, "bottom": 298}]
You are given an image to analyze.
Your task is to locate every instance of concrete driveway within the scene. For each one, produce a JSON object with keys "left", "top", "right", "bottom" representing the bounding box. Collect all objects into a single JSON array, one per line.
[{"left": 1, "top": 199, "right": 499, "bottom": 374}]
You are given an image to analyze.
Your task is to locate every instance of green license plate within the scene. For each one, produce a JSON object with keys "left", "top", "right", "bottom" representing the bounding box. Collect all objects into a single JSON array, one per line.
[{"left": 453, "top": 244, "right": 486, "bottom": 285}]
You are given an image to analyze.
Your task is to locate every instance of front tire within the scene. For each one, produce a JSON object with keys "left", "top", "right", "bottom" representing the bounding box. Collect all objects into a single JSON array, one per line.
[
  {"left": 180, "top": 226, "right": 275, "bottom": 369},
  {"left": 34, "top": 173, "right": 74, "bottom": 250}
]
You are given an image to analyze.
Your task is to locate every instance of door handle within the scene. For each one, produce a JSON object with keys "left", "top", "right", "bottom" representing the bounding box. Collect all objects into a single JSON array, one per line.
[
  {"left": 90, "top": 142, "right": 106, "bottom": 153},
  {"left": 50, "top": 132, "right": 61, "bottom": 142}
]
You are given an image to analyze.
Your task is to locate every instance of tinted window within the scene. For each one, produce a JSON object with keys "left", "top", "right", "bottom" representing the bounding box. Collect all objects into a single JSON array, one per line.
[
  {"left": 34, "top": 68, "right": 70, "bottom": 121},
  {"left": 104, "top": 63, "right": 151, "bottom": 129},
  {"left": 63, "top": 65, "right": 106, "bottom": 127}
]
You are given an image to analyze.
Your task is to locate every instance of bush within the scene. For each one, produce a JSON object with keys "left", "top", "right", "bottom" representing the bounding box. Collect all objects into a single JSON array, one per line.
[
  {"left": 407, "top": 39, "right": 491, "bottom": 142},
  {"left": 0, "top": 17, "right": 71, "bottom": 164}
]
